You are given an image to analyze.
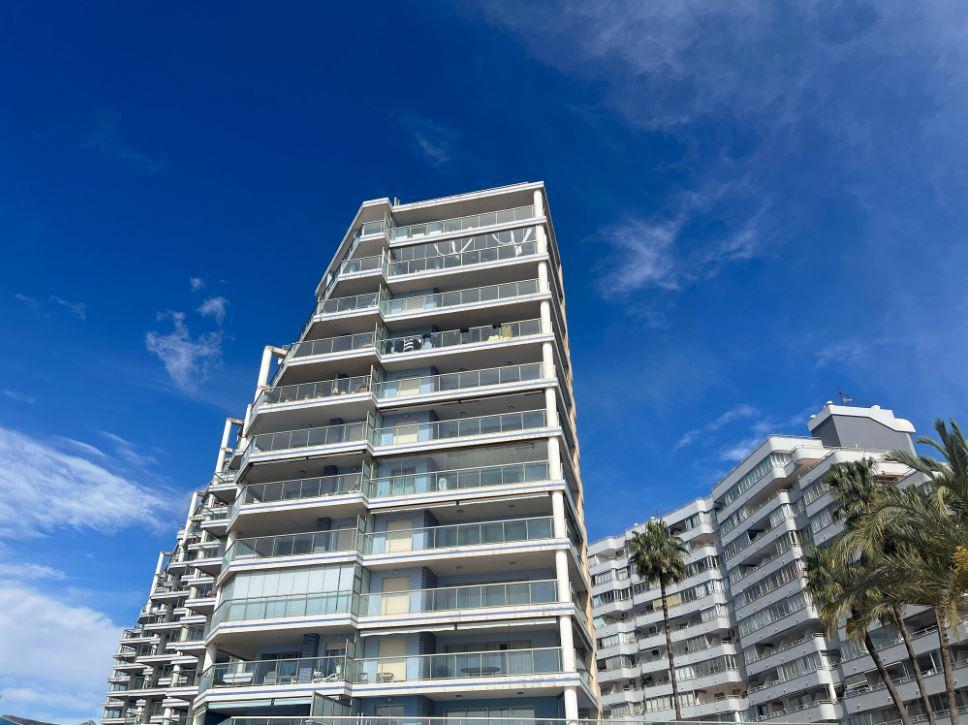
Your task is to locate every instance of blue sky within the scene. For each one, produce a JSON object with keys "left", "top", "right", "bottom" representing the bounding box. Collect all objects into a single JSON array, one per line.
[{"left": 2, "top": 1, "right": 968, "bottom": 720}]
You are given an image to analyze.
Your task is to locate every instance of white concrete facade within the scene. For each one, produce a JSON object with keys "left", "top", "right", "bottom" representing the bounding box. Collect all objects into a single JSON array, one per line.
[
  {"left": 591, "top": 403, "right": 968, "bottom": 724},
  {"left": 102, "top": 183, "right": 598, "bottom": 725}
]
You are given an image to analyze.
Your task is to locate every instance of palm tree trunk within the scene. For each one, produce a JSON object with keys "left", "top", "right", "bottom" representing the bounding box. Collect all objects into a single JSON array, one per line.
[
  {"left": 935, "top": 607, "right": 960, "bottom": 725},
  {"left": 660, "top": 580, "right": 682, "bottom": 721},
  {"left": 865, "top": 632, "right": 913, "bottom": 725},
  {"left": 893, "top": 605, "right": 937, "bottom": 725}
]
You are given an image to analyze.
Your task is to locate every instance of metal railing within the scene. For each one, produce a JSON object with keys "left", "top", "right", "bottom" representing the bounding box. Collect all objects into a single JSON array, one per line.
[
  {"left": 248, "top": 420, "right": 370, "bottom": 456},
  {"left": 358, "top": 579, "right": 558, "bottom": 616},
  {"left": 361, "top": 516, "right": 554, "bottom": 555},
  {"left": 382, "top": 279, "right": 540, "bottom": 316},
  {"left": 387, "top": 237, "right": 538, "bottom": 277},
  {"left": 380, "top": 318, "right": 542, "bottom": 355},
  {"left": 349, "top": 645, "right": 563, "bottom": 684},
  {"left": 224, "top": 528, "right": 357, "bottom": 567},
  {"left": 374, "top": 362, "right": 544, "bottom": 401},
  {"left": 316, "top": 291, "right": 379, "bottom": 316},
  {"left": 372, "top": 410, "right": 547, "bottom": 447},
  {"left": 200, "top": 655, "right": 346, "bottom": 691},
  {"left": 370, "top": 460, "right": 551, "bottom": 498},
  {"left": 255, "top": 375, "right": 371, "bottom": 409},
  {"left": 232, "top": 473, "right": 365, "bottom": 518},
  {"left": 389, "top": 204, "right": 535, "bottom": 242},
  {"left": 289, "top": 331, "right": 376, "bottom": 359}
]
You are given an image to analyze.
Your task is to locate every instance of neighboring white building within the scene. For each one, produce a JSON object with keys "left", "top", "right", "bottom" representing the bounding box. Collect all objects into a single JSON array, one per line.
[
  {"left": 591, "top": 403, "right": 968, "bottom": 723},
  {"left": 102, "top": 182, "right": 599, "bottom": 725}
]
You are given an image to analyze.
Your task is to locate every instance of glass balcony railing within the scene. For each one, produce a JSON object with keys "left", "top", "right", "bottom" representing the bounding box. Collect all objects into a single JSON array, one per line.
[
  {"left": 359, "top": 579, "right": 557, "bottom": 617},
  {"left": 255, "top": 375, "right": 371, "bottom": 410},
  {"left": 372, "top": 410, "right": 547, "bottom": 448},
  {"left": 200, "top": 655, "right": 346, "bottom": 691},
  {"left": 380, "top": 318, "right": 542, "bottom": 356},
  {"left": 224, "top": 528, "right": 357, "bottom": 568},
  {"left": 212, "top": 591, "right": 354, "bottom": 630},
  {"left": 361, "top": 516, "right": 553, "bottom": 555},
  {"left": 388, "top": 204, "right": 535, "bottom": 242},
  {"left": 374, "top": 362, "right": 544, "bottom": 401},
  {"left": 231, "top": 473, "right": 365, "bottom": 518},
  {"left": 349, "top": 645, "right": 562, "bottom": 684},
  {"left": 289, "top": 331, "right": 376, "bottom": 359},
  {"left": 370, "top": 460, "right": 550, "bottom": 498},
  {"left": 186, "top": 542, "right": 225, "bottom": 561},
  {"left": 248, "top": 420, "right": 370, "bottom": 457},
  {"left": 383, "top": 279, "right": 540, "bottom": 316},
  {"left": 316, "top": 292, "right": 379, "bottom": 316},
  {"left": 339, "top": 254, "right": 383, "bottom": 276},
  {"left": 357, "top": 220, "right": 386, "bottom": 238},
  {"left": 387, "top": 231, "right": 538, "bottom": 277}
]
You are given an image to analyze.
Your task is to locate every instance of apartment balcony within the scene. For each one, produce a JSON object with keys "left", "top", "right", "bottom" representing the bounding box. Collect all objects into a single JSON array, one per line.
[
  {"left": 840, "top": 618, "right": 968, "bottom": 677},
  {"left": 209, "top": 590, "right": 354, "bottom": 638},
  {"left": 842, "top": 658, "right": 968, "bottom": 716},
  {"left": 280, "top": 318, "right": 546, "bottom": 388},
  {"left": 350, "top": 646, "right": 572, "bottom": 692},
  {"left": 239, "top": 418, "right": 371, "bottom": 470},
  {"left": 372, "top": 409, "right": 550, "bottom": 455},
  {"left": 222, "top": 527, "right": 357, "bottom": 575},
  {"left": 248, "top": 363, "right": 552, "bottom": 437},
  {"left": 755, "top": 697, "right": 838, "bottom": 722},
  {"left": 360, "top": 515, "right": 556, "bottom": 566},
  {"left": 748, "top": 666, "right": 835, "bottom": 706},
  {"left": 388, "top": 204, "right": 537, "bottom": 245},
  {"left": 200, "top": 655, "right": 346, "bottom": 693},
  {"left": 369, "top": 459, "right": 556, "bottom": 506},
  {"left": 183, "top": 541, "right": 225, "bottom": 575},
  {"left": 357, "top": 578, "right": 564, "bottom": 626},
  {"left": 228, "top": 472, "right": 366, "bottom": 525},
  {"left": 745, "top": 632, "right": 827, "bottom": 676}
]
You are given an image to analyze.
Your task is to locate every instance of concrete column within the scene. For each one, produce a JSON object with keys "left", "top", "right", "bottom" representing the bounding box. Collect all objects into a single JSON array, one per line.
[
  {"left": 242, "top": 403, "right": 253, "bottom": 434},
  {"left": 535, "top": 224, "right": 548, "bottom": 255},
  {"left": 214, "top": 417, "right": 235, "bottom": 473},
  {"left": 563, "top": 685, "right": 579, "bottom": 720},
  {"left": 533, "top": 188, "right": 545, "bottom": 217},
  {"left": 547, "top": 435, "right": 563, "bottom": 481},
  {"left": 552, "top": 491, "right": 567, "bottom": 538},
  {"left": 559, "top": 615, "right": 576, "bottom": 670},
  {"left": 256, "top": 345, "right": 276, "bottom": 391},
  {"left": 542, "top": 341, "right": 555, "bottom": 379},
  {"left": 555, "top": 549, "right": 571, "bottom": 604},
  {"left": 545, "top": 388, "right": 558, "bottom": 427},
  {"left": 538, "top": 261, "right": 550, "bottom": 293},
  {"left": 540, "top": 300, "right": 552, "bottom": 335}
]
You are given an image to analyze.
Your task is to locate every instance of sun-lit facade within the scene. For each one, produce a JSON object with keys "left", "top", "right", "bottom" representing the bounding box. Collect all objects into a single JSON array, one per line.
[
  {"left": 592, "top": 403, "right": 968, "bottom": 724},
  {"left": 102, "top": 182, "right": 598, "bottom": 725}
]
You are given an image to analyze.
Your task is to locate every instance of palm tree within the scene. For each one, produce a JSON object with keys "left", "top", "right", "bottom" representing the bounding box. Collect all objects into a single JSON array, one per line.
[
  {"left": 823, "top": 459, "right": 936, "bottom": 725},
  {"left": 628, "top": 519, "right": 688, "bottom": 720},
  {"left": 804, "top": 547, "right": 913, "bottom": 725}
]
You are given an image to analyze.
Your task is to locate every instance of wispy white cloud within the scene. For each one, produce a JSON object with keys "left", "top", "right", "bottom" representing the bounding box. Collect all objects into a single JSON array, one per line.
[
  {"left": 99, "top": 430, "right": 160, "bottom": 468},
  {"left": 1, "top": 388, "right": 35, "bottom": 404},
  {"left": 190, "top": 276, "right": 205, "bottom": 292},
  {"left": 0, "top": 582, "right": 120, "bottom": 722},
  {"left": 673, "top": 403, "right": 758, "bottom": 453},
  {"left": 49, "top": 294, "right": 87, "bottom": 320},
  {"left": 596, "top": 189, "right": 763, "bottom": 296},
  {"left": 0, "top": 426, "right": 172, "bottom": 538},
  {"left": 14, "top": 292, "right": 40, "bottom": 315},
  {"left": 145, "top": 310, "right": 223, "bottom": 392},
  {"left": 81, "top": 111, "right": 166, "bottom": 175},
  {"left": 718, "top": 406, "right": 816, "bottom": 463},
  {"left": 55, "top": 436, "right": 107, "bottom": 458},
  {"left": 198, "top": 295, "right": 229, "bottom": 324},
  {"left": 401, "top": 115, "right": 459, "bottom": 166},
  {"left": 0, "top": 562, "right": 66, "bottom": 580},
  {"left": 14, "top": 292, "right": 88, "bottom": 320}
]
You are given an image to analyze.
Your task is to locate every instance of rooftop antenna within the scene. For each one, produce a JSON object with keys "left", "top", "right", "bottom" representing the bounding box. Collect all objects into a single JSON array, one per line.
[{"left": 837, "top": 386, "right": 855, "bottom": 405}]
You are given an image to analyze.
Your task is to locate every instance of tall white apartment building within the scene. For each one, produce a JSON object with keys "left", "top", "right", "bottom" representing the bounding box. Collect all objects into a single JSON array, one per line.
[
  {"left": 591, "top": 403, "right": 968, "bottom": 724},
  {"left": 102, "top": 182, "right": 598, "bottom": 725}
]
